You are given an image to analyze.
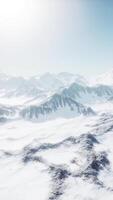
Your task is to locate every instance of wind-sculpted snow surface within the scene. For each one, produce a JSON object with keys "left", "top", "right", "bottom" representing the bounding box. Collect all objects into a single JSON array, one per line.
[{"left": 0, "top": 112, "right": 113, "bottom": 200}]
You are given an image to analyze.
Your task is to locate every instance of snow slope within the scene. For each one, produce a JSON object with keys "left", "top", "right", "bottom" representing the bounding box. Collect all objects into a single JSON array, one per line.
[
  {"left": 1, "top": 70, "right": 113, "bottom": 199},
  {"left": 1, "top": 107, "right": 113, "bottom": 199}
]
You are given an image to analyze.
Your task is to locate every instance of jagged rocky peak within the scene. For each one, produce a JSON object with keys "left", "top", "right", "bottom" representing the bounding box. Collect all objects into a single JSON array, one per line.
[
  {"left": 20, "top": 94, "right": 95, "bottom": 121},
  {"left": 61, "top": 82, "right": 113, "bottom": 104}
]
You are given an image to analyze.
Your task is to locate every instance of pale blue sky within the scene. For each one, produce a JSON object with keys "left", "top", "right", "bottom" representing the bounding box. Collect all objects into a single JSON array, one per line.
[{"left": 0, "top": 0, "right": 113, "bottom": 76}]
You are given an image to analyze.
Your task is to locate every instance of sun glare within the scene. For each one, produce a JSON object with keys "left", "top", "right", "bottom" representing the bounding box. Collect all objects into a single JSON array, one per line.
[{"left": 0, "top": 0, "right": 50, "bottom": 35}]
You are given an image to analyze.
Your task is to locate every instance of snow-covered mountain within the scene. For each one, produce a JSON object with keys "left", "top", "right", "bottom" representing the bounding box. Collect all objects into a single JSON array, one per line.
[
  {"left": 62, "top": 83, "right": 113, "bottom": 104},
  {"left": 1, "top": 70, "right": 113, "bottom": 199},
  {"left": 20, "top": 94, "right": 95, "bottom": 121},
  {"left": 0, "top": 105, "right": 17, "bottom": 122},
  {"left": 57, "top": 72, "right": 88, "bottom": 86},
  {"left": 1, "top": 71, "right": 113, "bottom": 122},
  {"left": 32, "top": 73, "right": 64, "bottom": 91},
  {"left": 92, "top": 69, "right": 113, "bottom": 86},
  {"left": 0, "top": 72, "right": 88, "bottom": 97}
]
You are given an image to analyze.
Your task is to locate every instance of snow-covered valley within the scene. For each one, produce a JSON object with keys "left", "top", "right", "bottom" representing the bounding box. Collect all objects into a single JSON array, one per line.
[{"left": 1, "top": 71, "right": 113, "bottom": 199}]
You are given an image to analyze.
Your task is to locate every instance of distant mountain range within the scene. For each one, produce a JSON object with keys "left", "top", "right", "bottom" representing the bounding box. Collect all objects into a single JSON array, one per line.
[
  {"left": 0, "top": 72, "right": 88, "bottom": 96},
  {"left": 0, "top": 70, "right": 113, "bottom": 122}
]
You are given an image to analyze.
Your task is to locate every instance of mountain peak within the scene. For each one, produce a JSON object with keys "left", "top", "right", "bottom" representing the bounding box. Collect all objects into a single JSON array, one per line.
[{"left": 94, "top": 68, "right": 113, "bottom": 86}]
